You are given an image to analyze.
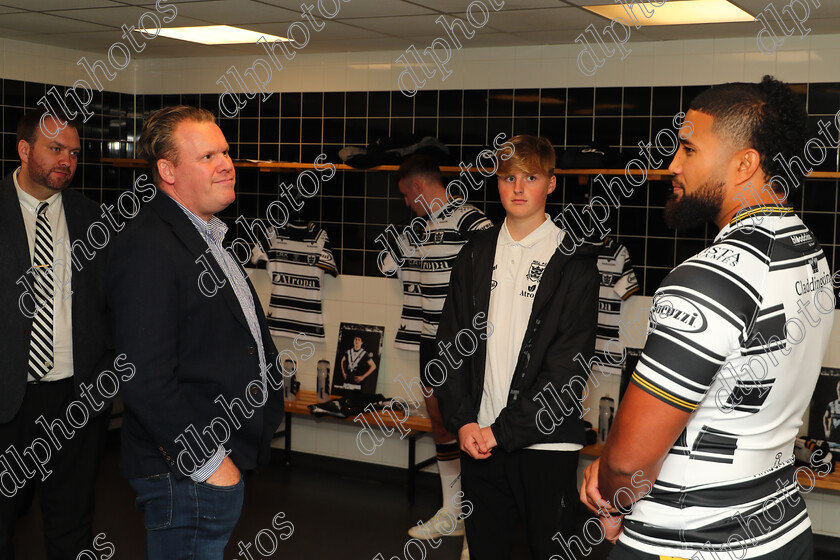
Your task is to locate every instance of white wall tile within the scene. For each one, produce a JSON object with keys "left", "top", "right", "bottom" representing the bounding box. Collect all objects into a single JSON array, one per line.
[
  {"left": 776, "top": 50, "right": 811, "bottom": 83},
  {"left": 712, "top": 52, "right": 746, "bottom": 84},
  {"left": 744, "top": 52, "right": 780, "bottom": 83}
]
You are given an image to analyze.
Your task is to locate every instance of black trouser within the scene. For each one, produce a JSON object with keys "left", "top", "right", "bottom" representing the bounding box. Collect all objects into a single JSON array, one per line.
[
  {"left": 0, "top": 378, "right": 109, "bottom": 560},
  {"left": 608, "top": 527, "right": 814, "bottom": 560},
  {"left": 460, "top": 447, "right": 580, "bottom": 560}
]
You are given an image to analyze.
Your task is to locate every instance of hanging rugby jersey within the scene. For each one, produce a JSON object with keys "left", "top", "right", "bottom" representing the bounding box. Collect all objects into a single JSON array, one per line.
[
  {"left": 594, "top": 238, "right": 639, "bottom": 376},
  {"left": 252, "top": 222, "right": 338, "bottom": 341},
  {"left": 621, "top": 206, "right": 833, "bottom": 559}
]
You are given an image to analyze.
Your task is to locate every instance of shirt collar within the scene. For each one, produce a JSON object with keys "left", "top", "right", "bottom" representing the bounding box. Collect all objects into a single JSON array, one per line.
[
  {"left": 427, "top": 197, "right": 462, "bottom": 222},
  {"left": 13, "top": 167, "right": 62, "bottom": 214},
  {"left": 498, "top": 214, "right": 558, "bottom": 248},
  {"left": 729, "top": 204, "right": 793, "bottom": 226},
  {"left": 168, "top": 193, "right": 228, "bottom": 245}
]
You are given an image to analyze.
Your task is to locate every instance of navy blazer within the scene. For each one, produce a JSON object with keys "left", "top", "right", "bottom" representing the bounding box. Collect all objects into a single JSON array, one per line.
[
  {"left": 108, "top": 191, "right": 283, "bottom": 480},
  {"left": 0, "top": 173, "right": 113, "bottom": 424}
]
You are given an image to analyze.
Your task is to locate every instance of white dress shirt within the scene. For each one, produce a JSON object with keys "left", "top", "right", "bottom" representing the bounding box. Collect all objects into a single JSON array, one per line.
[{"left": 14, "top": 167, "right": 74, "bottom": 382}]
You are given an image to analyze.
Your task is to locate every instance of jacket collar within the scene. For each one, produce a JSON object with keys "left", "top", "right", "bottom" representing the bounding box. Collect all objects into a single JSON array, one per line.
[{"left": 149, "top": 192, "right": 251, "bottom": 334}]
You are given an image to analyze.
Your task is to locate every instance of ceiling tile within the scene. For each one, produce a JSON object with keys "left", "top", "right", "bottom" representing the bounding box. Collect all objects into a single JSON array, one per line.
[
  {"left": 411, "top": 0, "right": 562, "bottom": 10},
  {"left": 0, "top": 12, "right": 112, "bottom": 34},
  {"left": 482, "top": 7, "right": 595, "bottom": 32},
  {"left": 301, "top": 0, "right": 437, "bottom": 18},
  {"left": 339, "top": 14, "right": 452, "bottom": 35},
  {"left": 1, "top": 0, "right": 118, "bottom": 9},
  {"left": 160, "top": 0, "right": 299, "bottom": 25}
]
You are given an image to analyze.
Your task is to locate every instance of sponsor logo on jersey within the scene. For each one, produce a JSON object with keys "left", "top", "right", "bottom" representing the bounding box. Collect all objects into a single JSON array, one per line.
[
  {"left": 420, "top": 260, "right": 451, "bottom": 271},
  {"left": 650, "top": 295, "right": 707, "bottom": 333},
  {"left": 795, "top": 272, "right": 830, "bottom": 296},
  {"left": 790, "top": 232, "right": 813, "bottom": 246},
  {"left": 698, "top": 246, "right": 741, "bottom": 267},
  {"left": 272, "top": 273, "right": 318, "bottom": 288},
  {"left": 520, "top": 284, "right": 537, "bottom": 298}
]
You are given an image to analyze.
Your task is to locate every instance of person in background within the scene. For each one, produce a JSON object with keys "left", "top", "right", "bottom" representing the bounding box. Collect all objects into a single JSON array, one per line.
[
  {"left": 388, "top": 155, "right": 492, "bottom": 559},
  {"left": 0, "top": 108, "right": 113, "bottom": 559}
]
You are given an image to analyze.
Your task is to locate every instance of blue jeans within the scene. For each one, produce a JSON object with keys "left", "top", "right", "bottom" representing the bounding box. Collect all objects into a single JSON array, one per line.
[{"left": 129, "top": 472, "right": 244, "bottom": 560}]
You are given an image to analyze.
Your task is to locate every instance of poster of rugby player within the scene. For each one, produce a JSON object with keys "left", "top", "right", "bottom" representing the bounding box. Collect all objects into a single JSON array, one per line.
[
  {"left": 809, "top": 367, "right": 840, "bottom": 451},
  {"left": 331, "top": 322, "right": 384, "bottom": 396}
]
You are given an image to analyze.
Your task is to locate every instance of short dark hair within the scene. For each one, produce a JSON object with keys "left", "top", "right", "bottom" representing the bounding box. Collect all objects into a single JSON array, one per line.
[
  {"left": 397, "top": 155, "right": 442, "bottom": 185},
  {"left": 16, "top": 107, "right": 82, "bottom": 146},
  {"left": 689, "top": 75, "right": 808, "bottom": 193},
  {"left": 137, "top": 105, "right": 216, "bottom": 185}
]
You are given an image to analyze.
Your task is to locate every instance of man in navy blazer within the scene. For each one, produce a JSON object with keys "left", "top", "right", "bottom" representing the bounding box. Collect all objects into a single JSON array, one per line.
[
  {"left": 0, "top": 109, "right": 113, "bottom": 559},
  {"left": 108, "top": 106, "right": 284, "bottom": 559}
]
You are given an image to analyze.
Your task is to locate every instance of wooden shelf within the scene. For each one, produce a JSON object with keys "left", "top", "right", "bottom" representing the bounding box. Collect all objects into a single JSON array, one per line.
[{"left": 100, "top": 157, "right": 840, "bottom": 179}]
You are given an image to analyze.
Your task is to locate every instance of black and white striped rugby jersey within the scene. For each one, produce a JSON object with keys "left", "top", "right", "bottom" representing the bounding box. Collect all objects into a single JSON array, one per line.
[
  {"left": 385, "top": 199, "right": 492, "bottom": 349},
  {"left": 393, "top": 247, "right": 424, "bottom": 351},
  {"left": 595, "top": 238, "right": 639, "bottom": 376},
  {"left": 252, "top": 222, "right": 338, "bottom": 342},
  {"left": 622, "top": 206, "right": 834, "bottom": 559},
  {"left": 416, "top": 200, "right": 491, "bottom": 342}
]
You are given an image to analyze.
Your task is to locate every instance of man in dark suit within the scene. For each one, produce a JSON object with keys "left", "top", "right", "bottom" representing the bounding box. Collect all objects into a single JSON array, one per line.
[
  {"left": 0, "top": 108, "right": 113, "bottom": 558},
  {"left": 108, "top": 105, "right": 284, "bottom": 560}
]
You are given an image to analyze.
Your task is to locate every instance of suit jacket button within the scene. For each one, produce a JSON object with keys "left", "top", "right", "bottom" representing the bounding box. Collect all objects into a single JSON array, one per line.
[
  {"left": 24, "top": 329, "right": 31, "bottom": 336},
  {"left": 250, "top": 386, "right": 259, "bottom": 395},
  {"left": 248, "top": 346, "right": 255, "bottom": 355}
]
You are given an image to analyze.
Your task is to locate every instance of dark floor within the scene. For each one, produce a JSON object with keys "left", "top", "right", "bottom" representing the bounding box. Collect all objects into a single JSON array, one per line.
[
  {"left": 12, "top": 437, "right": 616, "bottom": 560},
  {"left": 12, "top": 438, "right": 839, "bottom": 560}
]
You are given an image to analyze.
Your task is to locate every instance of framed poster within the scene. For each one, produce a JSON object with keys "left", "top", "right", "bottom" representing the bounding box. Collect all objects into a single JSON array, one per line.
[
  {"left": 331, "top": 322, "right": 385, "bottom": 396},
  {"left": 809, "top": 367, "right": 840, "bottom": 451}
]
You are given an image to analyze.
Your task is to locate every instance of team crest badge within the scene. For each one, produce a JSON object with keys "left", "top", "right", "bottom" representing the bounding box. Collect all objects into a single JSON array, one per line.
[
  {"left": 526, "top": 260, "right": 547, "bottom": 282},
  {"left": 434, "top": 232, "right": 445, "bottom": 244},
  {"left": 307, "top": 255, "right": 317, "bottom": 265}
]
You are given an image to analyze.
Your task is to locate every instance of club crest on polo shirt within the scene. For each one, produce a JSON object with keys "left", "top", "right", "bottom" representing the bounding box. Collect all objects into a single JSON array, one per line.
[{"left": 526, "top": 260, "right": 547, "bottom": 282}]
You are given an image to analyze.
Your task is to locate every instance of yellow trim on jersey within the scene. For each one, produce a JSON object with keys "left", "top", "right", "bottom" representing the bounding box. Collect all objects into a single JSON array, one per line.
[
  {"left": 729, "top": 205, "right": 792, "bottom": 226},
  {"left": 631, "top": 372, "right": 698, "bottom": 412},
  {"left": 659, "top": 556, "right": 690, "bottom": 560},
  {"left": 621, "top": 286, "right": 640, "bottom": 301}
]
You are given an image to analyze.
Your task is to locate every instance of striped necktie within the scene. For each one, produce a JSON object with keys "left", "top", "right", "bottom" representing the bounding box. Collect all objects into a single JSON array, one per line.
[{"left": 28, "top": 201, "right": 54, "bottom": 380}]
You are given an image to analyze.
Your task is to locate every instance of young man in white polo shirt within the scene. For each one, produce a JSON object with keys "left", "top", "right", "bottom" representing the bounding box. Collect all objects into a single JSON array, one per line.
[{"left": 435, "top": 135, "right": 600, "bottom": 559}]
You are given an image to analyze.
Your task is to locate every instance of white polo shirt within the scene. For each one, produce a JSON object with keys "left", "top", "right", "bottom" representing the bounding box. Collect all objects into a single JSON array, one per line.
[{"left": 479, "top": 215, "right": 581, "bottom": 451}]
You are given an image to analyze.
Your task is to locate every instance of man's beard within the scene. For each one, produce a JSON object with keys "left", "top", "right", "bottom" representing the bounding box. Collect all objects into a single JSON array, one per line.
[
  {"left": 664, "top": 178, "right": 725, "bottom": 230},
  {"left": 28, "top": 155, "right": 73, "bottom": 192}
]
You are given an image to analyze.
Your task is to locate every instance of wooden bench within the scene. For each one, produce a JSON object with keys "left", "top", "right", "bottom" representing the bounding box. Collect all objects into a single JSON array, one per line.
[
  {"left": 276, "top": 390, "right": 435, "bottom": 502},
  {"left": 580, "top": 443, "right": 840, "bottom": 492},
  {"left": 277, "top": 395, "right": 840, "bottom": 502}
]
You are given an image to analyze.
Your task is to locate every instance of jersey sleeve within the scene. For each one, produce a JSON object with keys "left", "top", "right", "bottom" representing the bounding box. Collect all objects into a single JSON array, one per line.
[
  {"left": 459, "top": 206, "right": 493, "bottom": 233},
  {"left": 632, "top": 241, "right": 765, "bottom": 413},
  {"left": 612, "top": 245, "right": 639, "bottom": 300},
  {"left": 250, "top": 242, "right": 268, "bottom": 266},
  {"left": 317, "top": 229, "right": 339, "bottom": 276}
]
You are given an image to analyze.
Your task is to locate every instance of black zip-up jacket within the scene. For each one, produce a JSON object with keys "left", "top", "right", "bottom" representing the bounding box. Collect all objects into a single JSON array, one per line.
[{"left": 434, "top": 222, "right": 600, "bottom": 451}]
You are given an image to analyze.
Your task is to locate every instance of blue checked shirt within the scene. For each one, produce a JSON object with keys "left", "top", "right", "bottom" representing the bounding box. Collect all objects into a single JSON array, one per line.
[{"left": 174, "top": 196, "right": 268, "bottom": 482}]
